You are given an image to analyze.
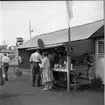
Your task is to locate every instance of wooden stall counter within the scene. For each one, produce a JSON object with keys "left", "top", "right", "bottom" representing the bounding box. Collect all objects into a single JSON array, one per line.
[
  {"left": 52, "top": 68, "right": 77, "bottom": 89},
  {"left": 52, "top": 67, "right": 91, "bottom": 90},
  {"left": 53, "top": 68, "right": 76, "bottom": 72}
]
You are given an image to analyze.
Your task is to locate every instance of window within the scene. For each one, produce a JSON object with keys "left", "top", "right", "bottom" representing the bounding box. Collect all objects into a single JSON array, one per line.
[{"left": 98, "top": 41, "right": 104, "bottom": 58}]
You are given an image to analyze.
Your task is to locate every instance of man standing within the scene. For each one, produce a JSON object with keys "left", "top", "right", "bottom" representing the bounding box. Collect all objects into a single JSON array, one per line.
[
  {"left": 29, "top": 50, "right": 42, "bottom": 87},
  {"left": 2, "top": 53, "right": 10, "bottom": 81}
]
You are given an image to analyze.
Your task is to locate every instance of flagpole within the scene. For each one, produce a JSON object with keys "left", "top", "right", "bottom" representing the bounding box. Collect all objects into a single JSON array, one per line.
[
  {"left": 66, "top": 0, "right": 73, "bottom": 92},
  {"left": 67, "top": 25, "right": 71, "bottom": 92}
]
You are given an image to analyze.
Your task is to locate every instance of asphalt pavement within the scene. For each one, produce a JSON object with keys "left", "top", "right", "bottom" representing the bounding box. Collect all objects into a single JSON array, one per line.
[{"left": 0, "top": 75, "right": 104, "bottom": 105}]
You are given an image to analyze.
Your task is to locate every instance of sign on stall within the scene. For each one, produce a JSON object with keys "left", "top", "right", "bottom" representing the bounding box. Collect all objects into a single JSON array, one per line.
[
  {"left": 63, "top": 42, "right": 73, "bottom": 55},
  {"left": 37, "top": 38, "right": 45, "bottom": 49}
]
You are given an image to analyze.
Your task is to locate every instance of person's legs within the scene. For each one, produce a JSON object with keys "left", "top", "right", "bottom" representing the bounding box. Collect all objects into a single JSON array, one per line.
[
  {"left": 42, "top": 82, "right": 49, "bottom": 90},
  {"left": 0, "top": 67, "right": 4, "bottom": 86},
  {"left": 4, "top": 64, "right": 9, "bottom": 81},
  {"left": 32, "top": 64, "right": 36, "bottom": 86},
  {"left": 32, "top": 71, "right": 35, "bottom": 86},
  {"left": 39, "top": 68, "right": 42, "bottom": 86},
  {"left": 35, "top": 72, "right": 41, "bottom": 86},
  {"left": 5, "top": 66, "right": 9, "bottom": 81},
  {"left": 45, "top": 82, "right": 47, "bottom": 88},
  {"left": 38, "top": 73, "right": 41, "bottom": 86},
  {"left": 47, "top": 81, "right": 53, "bottom": 89},
  {"left": 30, "top": 64, "right": 33, "bottom": 82},
  {"left": 35, "top": 63, "right": 41, "bottom": 86}
]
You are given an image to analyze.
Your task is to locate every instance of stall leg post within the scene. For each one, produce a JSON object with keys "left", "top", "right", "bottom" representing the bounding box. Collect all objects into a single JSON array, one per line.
[
  {"left": 92, "top": 53, "right": 96, "bottom": 81},
  {"left": 67, "top": 55, "right": 71, "bottom": 92}
]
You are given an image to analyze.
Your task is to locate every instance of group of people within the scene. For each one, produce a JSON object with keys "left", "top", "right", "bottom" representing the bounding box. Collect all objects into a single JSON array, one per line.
[
  {"left": 0, "top": 50, "right": 54, "bottom": 91},
  {"left": 29, "top": 50, "right": 54, "bottom": 91},
  {"left": 0, "top": 53, "right": 10, "bottom": 87}
]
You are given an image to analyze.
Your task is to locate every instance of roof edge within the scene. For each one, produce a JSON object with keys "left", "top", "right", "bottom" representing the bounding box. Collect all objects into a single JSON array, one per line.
[{"left": 18, "top": 19, "right": 104, "bottom": 49}]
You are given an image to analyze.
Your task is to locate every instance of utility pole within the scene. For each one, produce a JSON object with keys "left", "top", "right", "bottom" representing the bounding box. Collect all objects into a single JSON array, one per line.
[{"left": 29, "top": 20, "right": 33, "bottom": 39}]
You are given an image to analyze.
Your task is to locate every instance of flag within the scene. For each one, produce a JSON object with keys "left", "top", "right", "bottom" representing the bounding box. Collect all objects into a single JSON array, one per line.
[
  {"left": 31, "top": 30, "right": 34, "bottom": 32},
  {"left": 65, "top": 0, "right": 73, "bottom": 25}
]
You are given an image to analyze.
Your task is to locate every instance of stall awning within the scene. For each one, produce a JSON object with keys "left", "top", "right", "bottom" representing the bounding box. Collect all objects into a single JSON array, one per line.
[
  {"left": 26, "top": 43, "right": 63, "bottom": 50},
  {"left": 27, "top": 39, "right": 94, "bottom": 57},
  {"left": 18, "top": 19, "right": 104, "bottom": 49},
  {"left": 69, "top": 39, "right": 94, "bottom": 56}
]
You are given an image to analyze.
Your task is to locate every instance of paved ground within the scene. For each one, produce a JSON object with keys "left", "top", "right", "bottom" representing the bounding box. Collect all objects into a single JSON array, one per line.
[{"left": 0, "top": 75, "right": 104, "bottom": 105}]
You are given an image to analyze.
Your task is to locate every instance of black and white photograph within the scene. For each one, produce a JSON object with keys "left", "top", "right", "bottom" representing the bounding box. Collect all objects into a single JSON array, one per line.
[{"left": 0, "top": 0, "right": 104, "bottom": 105}]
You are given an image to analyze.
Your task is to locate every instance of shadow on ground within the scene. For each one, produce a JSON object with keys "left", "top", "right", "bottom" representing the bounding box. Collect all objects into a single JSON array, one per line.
[
  {"left": 1, "top": 93, "right": 36, "bottom": 100},
  {"left": 52, "top": 84, "right": 104, "bottom": 93}
]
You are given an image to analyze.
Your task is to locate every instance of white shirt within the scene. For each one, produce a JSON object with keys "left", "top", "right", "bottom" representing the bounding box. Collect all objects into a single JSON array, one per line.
[
  {"left": 39, "top": 57, "right": 50, "bottom": 69},
  {"left": 0, "top": 53, "right": 3, "bottom": 68},
  {"left": 29, "top": 52, "right": 42, "bottom": 63},
  {"left": 2, "top": 56, "right": 10, "bottom": 64}
]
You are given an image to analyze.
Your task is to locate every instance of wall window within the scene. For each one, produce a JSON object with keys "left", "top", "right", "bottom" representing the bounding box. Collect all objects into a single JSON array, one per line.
[{"left": 98, "top": 41, "right": 104, "bottom": 58}]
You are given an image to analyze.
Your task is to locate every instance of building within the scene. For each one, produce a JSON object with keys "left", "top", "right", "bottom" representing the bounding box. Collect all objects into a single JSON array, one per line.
[
  {"left": 0, "top": 45, "right": 7, "bottom": 50},
  {"left": 18, "top": 19, "right": 104, "bottom": 84},
  {"left": 89, "top": 25, "right": 104, "bottom": 84}
]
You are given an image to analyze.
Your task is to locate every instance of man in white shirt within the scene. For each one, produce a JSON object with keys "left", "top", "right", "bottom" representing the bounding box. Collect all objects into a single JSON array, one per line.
[
  {"left": 2, "top": 53, "right": 10, "bottom": 81},
  {"left": 29, "top": 50, "right": 42, "bottom": 87}
]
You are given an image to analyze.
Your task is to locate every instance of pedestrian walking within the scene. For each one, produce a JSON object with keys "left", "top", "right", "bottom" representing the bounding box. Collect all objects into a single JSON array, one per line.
[
  {"left": 0, "top": 53, "right": 4, "bottom": 91},
  {"left": 2, "top": 53, "right": 10, "bottom": 81},
  {"left": 29, "top": 50, "right": 42, "bottom": 87},
  {"left": 39, "top": 52, "right": 54, "bottom": 91}
]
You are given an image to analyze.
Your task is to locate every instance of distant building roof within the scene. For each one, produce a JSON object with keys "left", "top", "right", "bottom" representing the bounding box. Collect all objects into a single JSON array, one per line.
[
  {"left": 0, "top": 45, "right": 7, "bottom": 50},
  {"left": 18, "top": 19, "right": 104, "bottom": 49},
  {"left": 0, "top": 49, "right": 15, "bottom": 53}
]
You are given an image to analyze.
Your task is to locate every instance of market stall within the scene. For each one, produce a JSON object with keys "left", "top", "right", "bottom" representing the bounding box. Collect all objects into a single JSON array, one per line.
[
  {"left": 18, "top": 20, "right": 103, "bottom": 91},
  {"left": 48, "top": 39, "right": 94, "bottom": 90}
]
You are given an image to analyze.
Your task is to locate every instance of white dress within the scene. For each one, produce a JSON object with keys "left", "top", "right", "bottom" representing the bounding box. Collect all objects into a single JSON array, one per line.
[{"left": 40, "top": 57, "right": 54, "bottom": 84}]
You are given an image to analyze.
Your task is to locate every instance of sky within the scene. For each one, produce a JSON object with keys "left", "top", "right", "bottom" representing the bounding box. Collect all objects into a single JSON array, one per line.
[{"left": 0, "top": 1, "right": 104, "bottom": 46}]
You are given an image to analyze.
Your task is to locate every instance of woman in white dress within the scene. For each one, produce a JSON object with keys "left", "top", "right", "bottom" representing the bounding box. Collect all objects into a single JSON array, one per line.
[{"left": 39, "top": 52, "right": 54, "bottom": 91}]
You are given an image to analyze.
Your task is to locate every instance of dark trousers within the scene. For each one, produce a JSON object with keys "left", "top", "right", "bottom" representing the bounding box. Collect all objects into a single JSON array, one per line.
[
  {"left": 0, "top": 67, "right": 4, "bottom": 85},
  {"left": 3, "top": 63, "right": 9, "bottom": 80},
  {"left": 31, "top": 62, "right": 41, "bottom": 86}
]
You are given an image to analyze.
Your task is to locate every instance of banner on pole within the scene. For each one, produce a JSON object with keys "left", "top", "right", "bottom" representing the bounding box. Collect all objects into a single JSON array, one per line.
[{"left": 65, "top": 0, "right": 73, "bottom": 23}]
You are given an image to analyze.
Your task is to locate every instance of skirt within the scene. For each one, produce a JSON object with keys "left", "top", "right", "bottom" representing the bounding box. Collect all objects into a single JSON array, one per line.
[{"left": 42, "top": 68, "right": 54, "bottom": 84}]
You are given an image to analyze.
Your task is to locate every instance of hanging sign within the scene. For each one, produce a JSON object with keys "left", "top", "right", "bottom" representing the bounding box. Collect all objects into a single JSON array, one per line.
[
  {"left": 63, "top": 42, "right": 73, "bottom": 55},
  {"left": 66, "top": 46, "right": 73, "bottom": 55},
  {"left": 37, "top": 38, "right": 45, "bottom": 49},
  {"left": 66, "top": 45, "right": 73, "bottom": 52}
]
